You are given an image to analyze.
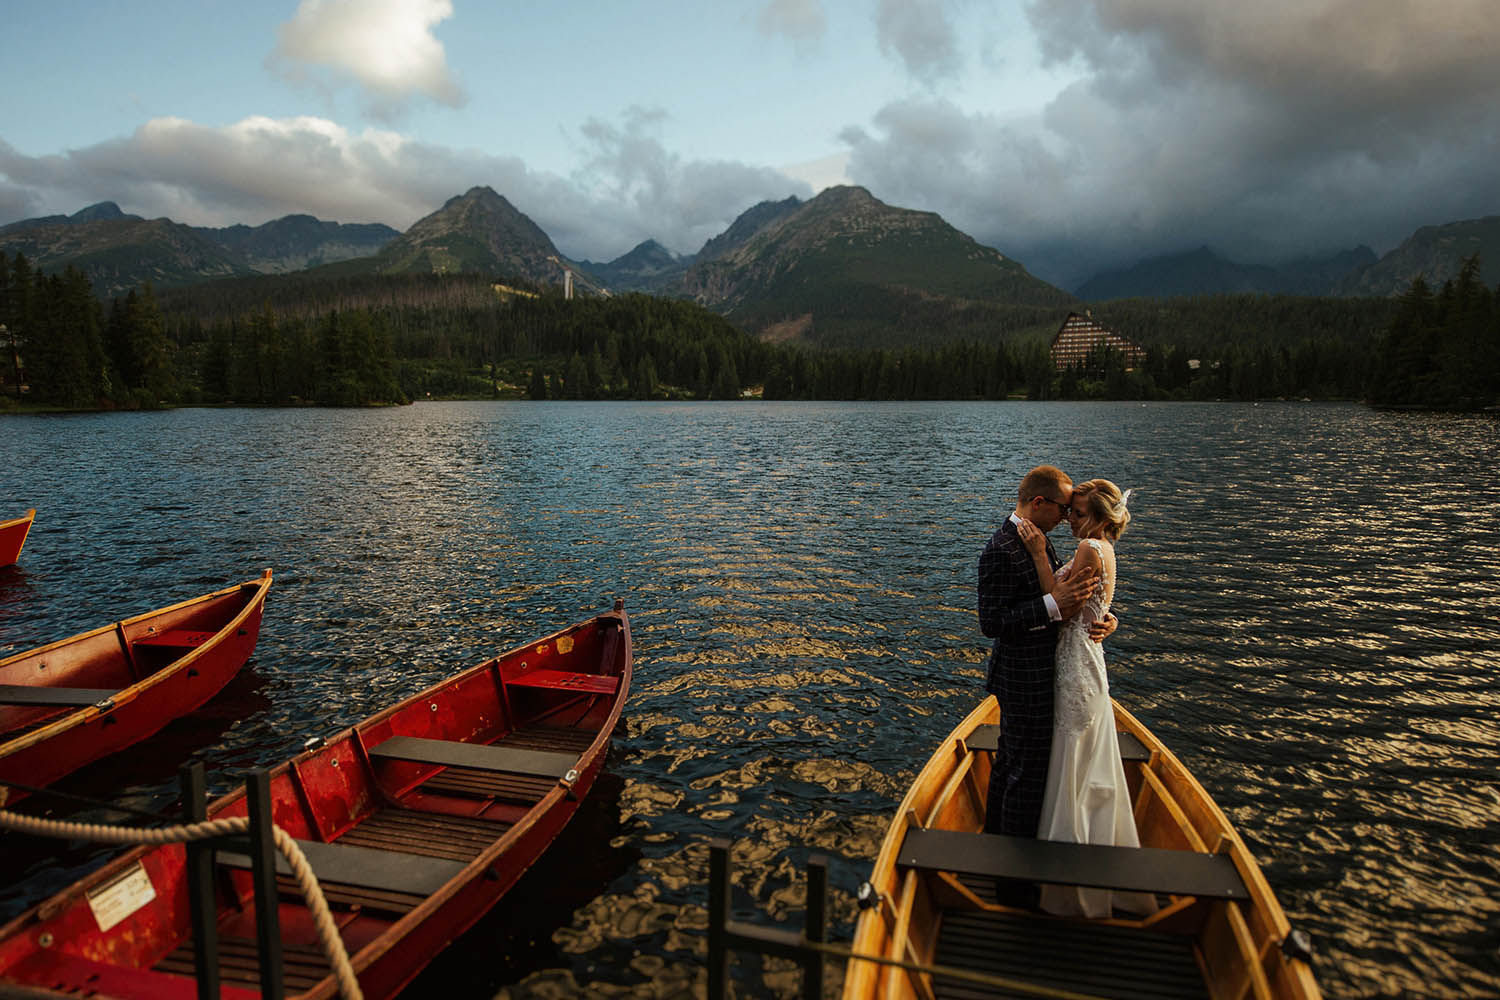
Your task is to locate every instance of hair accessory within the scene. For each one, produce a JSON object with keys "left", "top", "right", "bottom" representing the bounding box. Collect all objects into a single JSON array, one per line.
[{"left": 1121, "top": 488, "right": 1134, "bottom": 511}]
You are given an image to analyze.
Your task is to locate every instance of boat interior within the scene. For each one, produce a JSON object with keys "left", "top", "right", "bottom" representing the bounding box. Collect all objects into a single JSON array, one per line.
[
  {"left": 1, "top": 614, "right": 628, "bottom": 998},
  {"left": 0, "top": 584, "right": 260, "bottom": 742},
  {"left": 852, "top": 710, "right": 1309, "bottom": 1000}
]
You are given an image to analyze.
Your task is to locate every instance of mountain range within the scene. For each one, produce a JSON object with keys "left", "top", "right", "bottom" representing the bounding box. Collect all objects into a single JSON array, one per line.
[
  {"left": 0, "top": 202, "right": 397, "bottom": 296},
  {"left": 3, "top": 189, "right": 1496, "bottom": 343}
]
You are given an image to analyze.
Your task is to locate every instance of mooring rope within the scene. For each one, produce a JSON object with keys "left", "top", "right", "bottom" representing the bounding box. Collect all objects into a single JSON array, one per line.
[{"left": 0, "top": 808, "right": 362, "bottom": 1000}]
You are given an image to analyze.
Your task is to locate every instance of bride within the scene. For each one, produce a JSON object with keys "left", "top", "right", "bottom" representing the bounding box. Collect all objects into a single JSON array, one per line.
[{"left": 1016, "top": 479, "right": 1157, "bottom": 918}]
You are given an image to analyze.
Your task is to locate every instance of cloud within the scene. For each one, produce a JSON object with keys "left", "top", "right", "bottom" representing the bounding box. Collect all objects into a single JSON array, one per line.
[
  {"left": 842, "top": 0, "right": 1500, "bottom": 287},
  {"left": 569, "top": 107, "right": 813, "bottom": 257},
  {"left": 756, "top": 0, "right": 827, "bottom": 47},
  {"left": 0, "top": 113, "right": 810, "bottom": 262},
  {"left": 875, "top": 0, "right": 962, "bottom": 84},
  {"left": 271, "top": 0, "right": 464, "bottom": 118}
]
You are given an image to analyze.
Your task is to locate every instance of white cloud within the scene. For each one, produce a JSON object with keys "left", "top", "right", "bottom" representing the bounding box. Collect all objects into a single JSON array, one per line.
[
  {"left": 271, "top": 0, "right": 464, "bottom": 118},
  {"left": 0, "top": 113, "right": 810, "bottom": 262}
]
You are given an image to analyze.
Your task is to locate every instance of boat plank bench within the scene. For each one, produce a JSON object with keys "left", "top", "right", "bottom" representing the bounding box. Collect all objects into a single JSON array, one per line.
[
  {"left": 219, "top": 838, "right": 467, "bottom": 897},
  {"left": 369, "top": 735, "right": 577, "bottom": 779},
  {"left": 899, "top": 827, "right": 1249, "bottom": 901},
  {"left": 506, "top": 669, "right": 618, "bottom": 695},
  {"left": 132, "top": 629, "right": 215, "bottom": 649},
  {"left": 935, "top": 909, "right": 1210, "bottom": 1000},
  {"left": 964, "top": 723, "right": 1151, "bottom": 762},
  {"left": 0, "top": 684, "right": 118, "bottom": 707}
]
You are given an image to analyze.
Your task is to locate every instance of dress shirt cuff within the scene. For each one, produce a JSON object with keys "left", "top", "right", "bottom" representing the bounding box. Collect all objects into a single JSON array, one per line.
[{"left": 1043, "top": 593, "right": 1061, "bottom": 621}]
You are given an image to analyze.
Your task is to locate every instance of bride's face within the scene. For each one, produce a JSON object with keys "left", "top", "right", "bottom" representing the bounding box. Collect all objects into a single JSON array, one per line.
[{"left": 1066, "top": 498, "right": 1090, "bottom": 538}]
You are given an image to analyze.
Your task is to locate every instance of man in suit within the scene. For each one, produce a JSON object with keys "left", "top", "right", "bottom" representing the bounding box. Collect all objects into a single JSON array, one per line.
[{"left": 978, "top": 465, "right": 1116, "bottom": 844}]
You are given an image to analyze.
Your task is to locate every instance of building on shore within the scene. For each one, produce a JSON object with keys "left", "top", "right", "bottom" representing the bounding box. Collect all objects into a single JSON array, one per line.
[{"left": 1049, "top": 311, "right": 1146, "bottom": 371}]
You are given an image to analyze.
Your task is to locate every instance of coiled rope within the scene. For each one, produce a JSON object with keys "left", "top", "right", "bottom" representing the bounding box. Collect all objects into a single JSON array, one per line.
[{"left": 0, "top": 808, "right": 362, "bottom": 1000}]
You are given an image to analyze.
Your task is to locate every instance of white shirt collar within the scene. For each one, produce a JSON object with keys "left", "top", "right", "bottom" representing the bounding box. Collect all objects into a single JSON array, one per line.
[{"left": 1008, "top": 513, "right": 1025, "bottom": 528}]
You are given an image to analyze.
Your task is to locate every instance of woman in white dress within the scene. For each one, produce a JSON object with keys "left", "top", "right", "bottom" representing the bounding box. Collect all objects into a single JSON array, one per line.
[{"left": 1015, "top": 479, "right": 1157, "bottom": 918}]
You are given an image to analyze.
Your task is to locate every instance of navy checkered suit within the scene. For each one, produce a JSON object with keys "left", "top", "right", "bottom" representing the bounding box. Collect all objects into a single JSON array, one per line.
[{"left": 977, "top": 518, "right": 1061, "bottom": 838}]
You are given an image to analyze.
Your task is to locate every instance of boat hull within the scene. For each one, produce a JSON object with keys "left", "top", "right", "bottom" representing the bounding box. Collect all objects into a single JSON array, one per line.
[
  {"left": 0, "top": 571, "right": 272, "bottom": 804},
  {"left": 0, "top": 602, "right": 632, "bottom": 1000},
  {"left": 843, "top": 695, "right": 1319, "bottom": 1000},
  {"left": 0, "top": 509, "right": 34, "bottom": 567}
]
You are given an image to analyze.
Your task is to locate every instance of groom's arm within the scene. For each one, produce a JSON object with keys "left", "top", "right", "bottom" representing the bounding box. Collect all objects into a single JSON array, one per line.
[{"left": 977, "top": 539, "right": 1053, "bottom": 639}]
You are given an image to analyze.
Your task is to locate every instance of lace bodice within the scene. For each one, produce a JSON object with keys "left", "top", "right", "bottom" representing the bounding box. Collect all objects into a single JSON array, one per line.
[{"left": 1060, "top": 538, "right": 1113, "bottom": 627}]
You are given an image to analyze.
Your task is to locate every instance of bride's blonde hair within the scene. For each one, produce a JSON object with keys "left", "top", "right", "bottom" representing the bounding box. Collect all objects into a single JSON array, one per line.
[{"left": 1072, "top": 479, "right": 1130, "bottom": 541}]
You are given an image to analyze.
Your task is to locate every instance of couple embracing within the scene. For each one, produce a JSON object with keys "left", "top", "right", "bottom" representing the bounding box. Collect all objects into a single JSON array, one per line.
[{"left": 977, "top": 465, "right": 1155, "bottom": 917}]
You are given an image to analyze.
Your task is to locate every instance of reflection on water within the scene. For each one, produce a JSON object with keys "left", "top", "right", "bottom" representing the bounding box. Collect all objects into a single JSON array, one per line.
[{"left": 2, "top": 401, "right": 1498, "bottom": 999}]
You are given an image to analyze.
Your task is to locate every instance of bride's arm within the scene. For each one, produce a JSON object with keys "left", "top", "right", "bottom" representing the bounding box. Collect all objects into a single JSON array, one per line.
[{"left": 1014, "top": 519, "right": 1056, "bottom": 594}]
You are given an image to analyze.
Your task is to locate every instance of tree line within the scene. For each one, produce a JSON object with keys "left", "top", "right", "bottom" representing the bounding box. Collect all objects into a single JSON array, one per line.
[
  {"left": 4, "top": 251, "right": 1491, "bottom": 409},
  {"left": 1366, "top": 255, "right": 1499, "bottom": 410}
]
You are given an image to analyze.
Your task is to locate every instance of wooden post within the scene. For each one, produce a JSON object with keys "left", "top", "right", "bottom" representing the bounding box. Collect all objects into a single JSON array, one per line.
[
  {"left": 246, "top": 769, "right": 285, "bottom": 1000},
  {"left": 707, "top": 839, "right": 731, "bottom": 1000},
  {"left": 181, "top": 763, "right": 219, "bottom": 1000},
  {"left": 803, "top": 854, "right": 828, "bottom": 1000}
]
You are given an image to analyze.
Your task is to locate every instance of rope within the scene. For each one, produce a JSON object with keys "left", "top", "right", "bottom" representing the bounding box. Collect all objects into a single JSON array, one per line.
[{"left": 0, "top": 808, "right": 362, "bottom": 1000}]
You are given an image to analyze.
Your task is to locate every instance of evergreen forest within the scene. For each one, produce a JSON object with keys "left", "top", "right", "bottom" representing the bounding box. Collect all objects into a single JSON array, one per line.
[{"left": 2, "top": 250, "right": 1494, "bottom": 411}]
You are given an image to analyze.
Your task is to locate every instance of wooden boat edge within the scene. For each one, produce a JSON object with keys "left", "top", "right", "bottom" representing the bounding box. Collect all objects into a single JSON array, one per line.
[{"left": 0, "top": 571, "right": 273, "bottom": 762}]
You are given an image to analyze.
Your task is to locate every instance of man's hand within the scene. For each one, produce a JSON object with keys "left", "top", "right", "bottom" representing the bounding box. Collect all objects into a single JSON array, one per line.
[
  {"left": 1051, "top": 567, "right": 1097, "bottom": 619},
  {"left": 1089, "top": 612, "right": 1118, "bottom": 644}
]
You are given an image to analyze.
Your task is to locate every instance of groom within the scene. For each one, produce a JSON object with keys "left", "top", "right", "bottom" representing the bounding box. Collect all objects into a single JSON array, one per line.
[{"left": 978, "top": 465, "right": 1114, "bottom": 842}]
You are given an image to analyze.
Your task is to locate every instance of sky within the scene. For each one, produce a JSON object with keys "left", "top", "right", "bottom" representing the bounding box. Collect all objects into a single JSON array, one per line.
[{"left": 2, "top": 0, "right": 1497, "bottom": 289}]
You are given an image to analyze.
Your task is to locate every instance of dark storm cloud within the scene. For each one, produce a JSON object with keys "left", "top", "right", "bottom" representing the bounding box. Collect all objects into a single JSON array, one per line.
[
  {"left": 846, "top": 0, "right": 1500, "bottom": 288},
  {"left": 0, "top": 113, "right": 809, "bottom": 263}
]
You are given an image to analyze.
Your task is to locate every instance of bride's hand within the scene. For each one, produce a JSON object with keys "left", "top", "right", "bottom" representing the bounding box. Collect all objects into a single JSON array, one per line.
[
  {"left": 1016, "top": 519, "right": 1047, "bottom": 557},
  {"left": 1089, "top": 613, "right": 1118, "bottom": 644}
]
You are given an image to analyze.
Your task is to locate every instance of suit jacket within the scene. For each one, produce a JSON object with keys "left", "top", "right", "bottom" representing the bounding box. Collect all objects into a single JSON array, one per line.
[{"left": 978, "top": 519, "right": 1061, "bottom": 730}]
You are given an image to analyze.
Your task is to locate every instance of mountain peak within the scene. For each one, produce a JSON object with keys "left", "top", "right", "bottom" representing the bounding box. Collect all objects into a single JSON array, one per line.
[
  {"left": 70, "top": 201, "right": 128, "bottom": 222},
  {"left": 375, "top": 187, "right": 580, "bottom": 288}
]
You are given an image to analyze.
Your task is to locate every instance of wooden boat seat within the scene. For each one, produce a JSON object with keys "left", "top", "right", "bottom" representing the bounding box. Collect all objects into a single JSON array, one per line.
[
  {"left": 219, "top": 837, "right": 468, "bottom": 897},
  {"left": 0, "top": 683, "right": 118, "bottom": 707},
  {"left": 934, "top": 908, "right": 1210, "bottom": 1000},
  {"left": 369, "top": 735, "right": 577, "bottom": 779},
  {"left": 133, "top": 628, "right": 215, "bottom": 649},
  {"left": 506, "top": 668, "right": 618, "bottom": 694},
  {"left": 965, "top": 723, "right": 1151, "bottom": 762},
  {"left": 899, "top": 827, "right": 1249, "bottom": 901}
]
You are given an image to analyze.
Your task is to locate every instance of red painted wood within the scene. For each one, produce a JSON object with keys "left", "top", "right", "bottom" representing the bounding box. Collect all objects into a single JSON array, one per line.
[
  {"left": 0, "top": 571, "right": 272, "bottom": 803},
  {"left": 0, "top": 509, "right": 33, "bottom": 568},
  {"left": 0, "top": 603, "right": 633, "bottom": 1000}
]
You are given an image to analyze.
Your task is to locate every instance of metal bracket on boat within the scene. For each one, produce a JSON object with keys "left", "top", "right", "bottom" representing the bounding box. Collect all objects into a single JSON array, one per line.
[
  {"left": 855, "top": 881, "right": 878, "bottom": 910},
  {"left": 92, "top": 698, "right": 115, "bottom": 713},
  {"left": 559, "top": 768, "right": 580, "bottom": 801},
  {"left": 302, "top": 736, "right": 326, "bottom": 752},
  {"left": 1281, "top": 928, "right": 1315, "bottom": 964}
]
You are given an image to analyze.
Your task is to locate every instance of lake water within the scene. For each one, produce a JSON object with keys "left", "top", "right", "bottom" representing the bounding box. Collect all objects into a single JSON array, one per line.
[{"left": 1, "top": 401, "right": 1497, "bottom": 999}]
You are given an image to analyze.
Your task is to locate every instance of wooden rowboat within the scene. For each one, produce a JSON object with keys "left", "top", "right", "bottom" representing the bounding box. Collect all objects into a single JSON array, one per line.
[
  {"left": 0, "top": 570, "right": 273, "bottom": 805},
  {"left": 844, "top": 695, "right": 1320, "bottom": 1000},
  {"left": 0, "top": 508, "right": 34, "bottom": 567},
  {"left": 0, "top": 600, "right": 633, "bottom": 1000}
]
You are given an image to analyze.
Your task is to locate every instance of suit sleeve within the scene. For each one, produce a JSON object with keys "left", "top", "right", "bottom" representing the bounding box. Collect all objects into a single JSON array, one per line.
[{"left": 978, "top": 536, "right": 1052, "bottom": 639}]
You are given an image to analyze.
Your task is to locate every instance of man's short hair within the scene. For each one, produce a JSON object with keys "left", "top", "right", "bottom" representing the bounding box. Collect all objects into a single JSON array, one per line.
[{"left": 1018, "top": 465, "right": 1071, "bottom": 505}]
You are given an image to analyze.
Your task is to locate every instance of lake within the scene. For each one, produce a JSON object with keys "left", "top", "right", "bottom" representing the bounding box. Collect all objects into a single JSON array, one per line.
[{"left": 2, "top": 400, "right": 1496, "bottom": 998}]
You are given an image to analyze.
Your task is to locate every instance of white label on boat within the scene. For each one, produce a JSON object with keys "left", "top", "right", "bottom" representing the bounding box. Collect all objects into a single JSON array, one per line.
[{"left": 86, "top": 862, "right": 156, "bottom": 932}]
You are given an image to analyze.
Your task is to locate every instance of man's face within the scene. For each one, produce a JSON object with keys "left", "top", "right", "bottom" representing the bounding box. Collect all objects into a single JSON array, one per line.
[{"left": 1031, "top": 484, "right": 1072, "bottom": 532}]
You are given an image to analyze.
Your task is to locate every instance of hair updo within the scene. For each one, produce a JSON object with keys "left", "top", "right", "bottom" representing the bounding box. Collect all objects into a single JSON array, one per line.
[{"left": 1072, "top": 479, "right": 1130, "bottom": 541}]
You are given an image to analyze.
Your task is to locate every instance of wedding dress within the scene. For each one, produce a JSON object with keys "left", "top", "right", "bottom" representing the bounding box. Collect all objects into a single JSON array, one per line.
[{"left": 1036, "top": 539, "right": 1158, "bottom": 918}]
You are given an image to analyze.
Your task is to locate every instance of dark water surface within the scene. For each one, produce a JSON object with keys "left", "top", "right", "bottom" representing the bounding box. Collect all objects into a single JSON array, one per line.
[{"left": 1, "top": 401, "right": 1496, "bottom": 999}]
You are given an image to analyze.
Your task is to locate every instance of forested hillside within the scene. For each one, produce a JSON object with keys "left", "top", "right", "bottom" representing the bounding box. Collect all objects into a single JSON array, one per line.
[{"left": 4, "top": 251, "right": 1490, "bottom": 410}]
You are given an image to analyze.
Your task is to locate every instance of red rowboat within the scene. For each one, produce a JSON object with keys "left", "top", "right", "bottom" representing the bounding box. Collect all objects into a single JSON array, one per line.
[
  {"left": 0, "top": 508, "right": 34, "bottom": 567},
  {"left": 0, "top": 600, "right": 632, "bottom": 1000},
  {"left": 0, "top": 570, "right": 273, "bottom": 806}
]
